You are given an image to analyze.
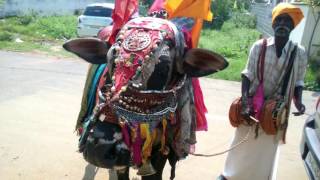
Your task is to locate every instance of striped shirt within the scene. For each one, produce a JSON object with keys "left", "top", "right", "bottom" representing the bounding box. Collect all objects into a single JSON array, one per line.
[{"left": 242, "top": 37, "right": 308, "bottom": 99}]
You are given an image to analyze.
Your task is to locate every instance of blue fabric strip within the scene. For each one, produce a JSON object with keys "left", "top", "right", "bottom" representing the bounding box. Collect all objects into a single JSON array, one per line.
[{"left": 86, "top": 64, "right": 107, "bottom": 117}]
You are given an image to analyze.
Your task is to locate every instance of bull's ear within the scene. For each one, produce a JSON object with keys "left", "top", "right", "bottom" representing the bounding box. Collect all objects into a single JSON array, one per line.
[
  {"left": 63, "top": 38, "right": 109, "bottom": 64},
  {"left": 180, "top": 48, "right": 228, "bottom": 77}
]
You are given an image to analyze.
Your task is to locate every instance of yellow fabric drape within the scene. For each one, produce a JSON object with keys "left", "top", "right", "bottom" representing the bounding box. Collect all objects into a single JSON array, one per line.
[
  {"left": 160, "top": 118, "right": 167, "bottom": 152},
  {"left": 140, "top": 123, "right": 157, "bottom": 163},
  {"left": 164, "top": 0, "right": 213, "bottom": 48}
]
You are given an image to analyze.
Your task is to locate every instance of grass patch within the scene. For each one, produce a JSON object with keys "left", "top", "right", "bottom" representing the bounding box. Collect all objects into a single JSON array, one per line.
[
  {"left": 199, "top": 21, "right": 261, "bottom": 81},
  {"left": 0, "top": 15, "right": 77, "bottom": 56}
]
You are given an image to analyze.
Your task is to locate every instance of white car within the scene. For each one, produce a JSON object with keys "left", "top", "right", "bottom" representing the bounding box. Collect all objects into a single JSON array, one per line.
[
  {"left": 77, "top": 3, "right": 114, "bottom": 37},
  {"left": 300, "top": 97, "right": 320, "bottom": 180}
]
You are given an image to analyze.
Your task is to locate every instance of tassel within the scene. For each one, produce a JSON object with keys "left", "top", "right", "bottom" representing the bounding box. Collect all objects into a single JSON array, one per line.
[
  {"left": 132, "top": 124, "right": 142, "bottom": 165},
  {"left": 169, "top": 112, "right": 176, "bottom": 125},
  {"left": 120, "top": 123, "right": 131, "bottom": 147},
  {"left": 192, "top": 78, "right": 208, "bottom": 131},
  {"left": 140, "top": 123, "right": 153, "bottom": 163},
  {"left": 160, "top": 118, "right": 167, "bottom": 152}
]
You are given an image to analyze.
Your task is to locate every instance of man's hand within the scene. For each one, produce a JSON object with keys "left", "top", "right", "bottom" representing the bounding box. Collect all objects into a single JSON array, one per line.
[
  {"left": 292, "top": 86, "right": 305, "bottom": 116},
  {"left": 241, "top": 76, "right": 252, "bottom": 120},
  {"left": 241, "top": 97, "right": 253, "bottom": 120}
]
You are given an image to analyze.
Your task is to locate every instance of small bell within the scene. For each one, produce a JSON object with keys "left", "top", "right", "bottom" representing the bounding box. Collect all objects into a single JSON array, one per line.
[
  {"left": 121, "top": 86, "right": 127, "bottom": 92},
  {"left": 162, "top": 146, "right": 170, "bottom": 155},
  {"left": 111, "top": 86, "right": 116, "bottom": 92},
  {"left": 137, "top": 161, "right": 156, "bottom": 176},
  {"left": 119, "top": 30, "right": 125, "bottom": 35},
  {"left": 126, "top": 61, "right": 132, "bottom": 66},
  {"left": 118, "top": 34, "right": 124, "bottom": 40},
  {"left": 153, "top": 44, "right": 158, "bottom": 49},
  {"left": 115, "top": 46, "right": 121, "bottom": 51}
]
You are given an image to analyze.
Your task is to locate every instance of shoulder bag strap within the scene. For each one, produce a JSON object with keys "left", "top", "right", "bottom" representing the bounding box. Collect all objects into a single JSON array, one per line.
[{"left": 257, "top": 39, "right": 267, "bottom": 82}]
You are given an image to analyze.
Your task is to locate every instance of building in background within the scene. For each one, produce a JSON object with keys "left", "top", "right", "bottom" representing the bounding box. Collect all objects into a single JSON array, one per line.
[{"left": 0, "top": 0, "right": 114, "bottom": 17}]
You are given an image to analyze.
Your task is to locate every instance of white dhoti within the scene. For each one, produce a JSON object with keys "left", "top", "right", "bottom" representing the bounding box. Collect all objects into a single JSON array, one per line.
[{"left": 222, "top": 125, "right": 280, "bottom": 180}]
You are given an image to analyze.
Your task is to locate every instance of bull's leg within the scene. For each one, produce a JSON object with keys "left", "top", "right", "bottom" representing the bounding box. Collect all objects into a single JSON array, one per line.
[
  {"left": 141, "top": 150, "right": 168, "bottom": 180},
  {"left": 116, "top": 167, "right": 130, "bottom": 180},
  {"left": 167, "top": 147, "right": 179, "bottom": 180}
]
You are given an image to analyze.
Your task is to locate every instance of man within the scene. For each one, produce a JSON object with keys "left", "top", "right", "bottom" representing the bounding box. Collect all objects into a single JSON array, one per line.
[{"left": 219, "top": 3, "right": 307, "bottom": 180}]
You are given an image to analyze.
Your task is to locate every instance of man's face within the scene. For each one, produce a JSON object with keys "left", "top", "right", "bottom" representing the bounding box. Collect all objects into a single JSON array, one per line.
[{"left": 272, "top": 13, "right": 294, "bottom": 38}]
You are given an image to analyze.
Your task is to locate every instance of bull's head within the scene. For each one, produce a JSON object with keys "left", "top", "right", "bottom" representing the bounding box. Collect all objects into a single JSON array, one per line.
[{"left": 64, "top": 17, "right": 228, "bottom": 92}]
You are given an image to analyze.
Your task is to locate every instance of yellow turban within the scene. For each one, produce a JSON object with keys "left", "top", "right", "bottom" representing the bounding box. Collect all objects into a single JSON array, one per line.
[{"left": 272, "top": 3, "right": 304, "bottom": 27}]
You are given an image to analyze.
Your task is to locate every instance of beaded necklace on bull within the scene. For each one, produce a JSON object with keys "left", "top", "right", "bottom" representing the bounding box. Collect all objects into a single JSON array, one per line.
[{"left": 98, "top": 18, "right": 186, "bottom": 174}]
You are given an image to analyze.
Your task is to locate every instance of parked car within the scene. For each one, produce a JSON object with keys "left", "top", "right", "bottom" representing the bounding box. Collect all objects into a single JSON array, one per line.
[
  {"left": 300, "top": 97, "right": 320, "bottom": 180},
  {"left": 77, "top": 3, "right": 114, "bottom": 37}
]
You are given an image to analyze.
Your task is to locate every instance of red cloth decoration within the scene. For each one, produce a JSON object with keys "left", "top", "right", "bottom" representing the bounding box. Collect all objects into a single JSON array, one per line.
[
  {"left": 148, "top": 0, "right": 165, "bottom": 14},
  {"left": 192, "top": 78, "right": 208, "bottom": 131},
  {"left": 109, "top": 0, "right": 139, "bottom": 44},
  {"left": 183, "top": 27, "right": 209, "bottom": 131}
]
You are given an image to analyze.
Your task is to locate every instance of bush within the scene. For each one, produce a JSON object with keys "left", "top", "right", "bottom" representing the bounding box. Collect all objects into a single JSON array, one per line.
[
  {"left": 32, "top": 16, "right": 77, "bottom": 39},
  {"left": 204, "top": 0, "right": 233, "bottom": 30},
  {"left": 303, "top": 0, "right": 320, "bottom": 7},
  {"left": 18, "top": 15, "right": 34, "bottom": 25},
  {"left": 200, "top": 20, "right": 261, "bottom": 81},
  {"left": 0, "top": 31, "right": 13, "bottom": 41},
  {"left": 230, "top": 11, "right": 257, "bottom": 29},
  {"left": 305, "top": 55, "right": 320, "bottom": 91}
]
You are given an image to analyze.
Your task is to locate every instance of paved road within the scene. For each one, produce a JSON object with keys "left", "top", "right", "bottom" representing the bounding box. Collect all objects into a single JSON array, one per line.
[{"left": 0, "top": 50, "right": 319, "bottom": 180}]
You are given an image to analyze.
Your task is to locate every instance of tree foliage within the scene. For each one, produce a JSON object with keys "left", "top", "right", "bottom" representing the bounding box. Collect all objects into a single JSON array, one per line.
[{"left": 303, "top": 0, "right": 320, "bottom": 7}]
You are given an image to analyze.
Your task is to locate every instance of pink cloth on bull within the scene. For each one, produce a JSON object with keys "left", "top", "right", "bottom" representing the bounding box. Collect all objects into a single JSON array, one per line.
[
  {"left": 109, "top": 0, "right": 139, "bottom": 44},
  {"left": 192, "top": 78, "right": 208, "bottom": 131},
  {"left": 148, "top": 0, "right": 165, "bottom": 14},
  {"left": 183, "top": 28, "right": 209, "bottom": 131}
]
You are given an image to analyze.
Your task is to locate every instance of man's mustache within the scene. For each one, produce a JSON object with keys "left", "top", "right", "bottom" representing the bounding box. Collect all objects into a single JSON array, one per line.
[{"left": 274, "top": 26, "right": 291, "bottom": 37}]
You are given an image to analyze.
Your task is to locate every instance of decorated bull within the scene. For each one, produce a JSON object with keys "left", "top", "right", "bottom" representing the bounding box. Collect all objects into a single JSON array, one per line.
[{"left": 63, "top": 1, "right": 228, "bottom": 180}]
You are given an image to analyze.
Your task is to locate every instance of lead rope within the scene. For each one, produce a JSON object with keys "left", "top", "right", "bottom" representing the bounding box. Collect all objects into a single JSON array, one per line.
[{"left": 190, "top": 122, "right": 256, "bottom": 157}]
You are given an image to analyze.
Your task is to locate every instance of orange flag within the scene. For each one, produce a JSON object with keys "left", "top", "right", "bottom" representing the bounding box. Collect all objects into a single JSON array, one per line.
[
  {"left": 164, "top": 0, "right": 213, "bottom": 47},
  {"left": 165, "top": 0, "right": 212, "bottom": 21}
]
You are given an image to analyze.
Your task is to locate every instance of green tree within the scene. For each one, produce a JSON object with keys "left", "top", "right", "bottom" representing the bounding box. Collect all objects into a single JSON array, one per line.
[{"left": 205, "top": 0, "right": 233, "bottom": 29}]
